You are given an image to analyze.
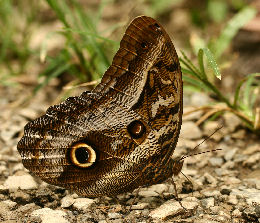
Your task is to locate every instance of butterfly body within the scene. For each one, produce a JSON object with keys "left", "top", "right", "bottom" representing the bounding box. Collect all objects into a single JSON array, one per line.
[{"left": 17, "top": 16, "right": 182, "bottom": 197}]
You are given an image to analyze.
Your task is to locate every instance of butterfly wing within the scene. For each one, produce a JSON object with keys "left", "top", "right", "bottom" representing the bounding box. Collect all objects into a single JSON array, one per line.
[{"left": 17, "top": 16, "right": 182, "bottom": 197}]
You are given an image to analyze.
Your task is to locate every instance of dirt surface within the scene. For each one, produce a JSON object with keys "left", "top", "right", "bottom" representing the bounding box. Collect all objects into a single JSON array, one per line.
[{"left": 0, "top": 85, "right": 259, "bottom": 223}]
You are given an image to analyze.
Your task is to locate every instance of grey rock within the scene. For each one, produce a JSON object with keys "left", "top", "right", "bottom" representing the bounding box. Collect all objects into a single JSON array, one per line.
[
  {"left": 209, "top": 206, "right": 220, "bottom": 214},
  {"left": 231, "top": 129, "right": 246, "bottom": 139},
  {"left": 12, "top": 163, "right": 26, "bottom": 174},
  {"left": 202, "top": 172, "right": 217, "bottom": 186},
  {"left": 201, "top": 197, "right": 215, "bottom": 208},
  {"left": 232, "top": 209, "right": 242, "bottom": 217},
  {"left": 222, "top": 161, "right": 235, "bottom": 169},
  {"left": 244, "top": 179, "right": 260, "bottom": 190},
  {"left": 149, "top": 198, "right": 198, "bottom": 220},
  {"left": 72, "top": 198, "right": 95, "bottom": 211},
  {"left": 202, "top": 190, "right": 220, "bottom": 198},
  {"left": 224, "top": 176, "right": 241, "bottom": 185},
  {"left": 215, "top": 167, "right": 231, "bottom": 176},
  {"left": 223, "top": 113, "right": 241, "bottom": 132},
  {"left": 209, "top": 157, "right": 224, "bottom": 167},
  {"left": 242, "top": 144, "right": 260, "bottom": 155},
  {"left": 107, "top": 212, "right": 122, "bottom": 219},
  {"left": 227, "top": 194, "right": 238, "bottom": 205},
  {"left": 61, "top": 195, "right": 75, "bottom": 208},
  {"left": 130, "top": 202, "right": 149, "bottom": 210},
  {"left": 0, "top": 202, "right": 13, "bottom": 221},
  {"left": 0, "top": 125, "right": 21, "bottom": 142},
  {"left": 190, "top": 92, "right": 210, "bottom": 106},
  {"left": 179, "top": 121, "right": 202, "bottom": 139},
  {"left": 231, "top": 188, "right": 260, "bottom": 205},
  {"left": 243, "top": 153, "right": 260, "bottom": 167},
  {"left": 1, "top": 200, "right": 17, "bottom": 209},
  {"left": 138, "top": 190, "right": 159, "bottom": 197},
  {"left": 31, "top": 208, "right": 69, "bottom": 223},
  {"left": 183, "top": 106, "right": 203, "bottom": 121},
  {"left": 4, "top": 174, "right": 37, "bottom": 190},
  {"left": 203, "top": 121, "right": 220, "bottom": 134},
  {"left": 148, "top": 183, "right": 168, "bottom": 194},
  {"left": 224, "top": 148, "right": 238, "bottom": 161}
]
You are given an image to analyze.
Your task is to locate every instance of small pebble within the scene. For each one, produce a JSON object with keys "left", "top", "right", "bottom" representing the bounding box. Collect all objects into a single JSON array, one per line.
[
  {"left": 209, "top": 157, "right": 224, "bottom": 167},
  {"left": 72, "top": 198, "right": 95, "bottom": 211},
  {"left": 179, "top": 121, "right": 202, "bottom": 139},
  {"left": 4, "top": 174, "right": 37, "bottom": 190},
  {"left": 201, "top": 197, "right": 215, "bottom": 208},
  {"left": 138, "top": 190, "right": 159, "bottom": 197},
  {"left": 61, "top": 195, "right": 75, "bottom": 208},
  {"left": 31, "top": 208, "right": 69, "bottom": 223},
  {"left": 107, "top": 212, "right": 122, "bottom": 219},
  {"left": 149, "top": 199, "right": 198, "bottom": 220},
  {"left": 224, "top": 148, "right": 238, "bottom": 161}
]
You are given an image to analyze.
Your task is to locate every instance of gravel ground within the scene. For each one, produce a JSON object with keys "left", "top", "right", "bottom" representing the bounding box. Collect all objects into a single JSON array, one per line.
[{"left": 0, "top": 86, "right": 260, "bottom": 223}]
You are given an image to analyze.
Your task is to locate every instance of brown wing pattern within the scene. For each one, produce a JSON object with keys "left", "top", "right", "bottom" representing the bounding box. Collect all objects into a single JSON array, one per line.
[{"left": 17, "top": 16, "right": 182, "bottom": 197}]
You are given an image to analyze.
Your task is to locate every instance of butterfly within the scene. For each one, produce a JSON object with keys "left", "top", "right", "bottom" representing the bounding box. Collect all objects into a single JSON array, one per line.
[{"left": 17, "top": 15, "right": 183, "bottom": 197}]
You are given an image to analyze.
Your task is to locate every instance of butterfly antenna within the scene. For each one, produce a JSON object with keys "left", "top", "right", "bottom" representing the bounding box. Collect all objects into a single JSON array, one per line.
[
  {"left": 179, "top": 126, "right": 223, "bottom": 161},
  {"left": 193, "top": 126, "right": 223, "bottom": 151}
]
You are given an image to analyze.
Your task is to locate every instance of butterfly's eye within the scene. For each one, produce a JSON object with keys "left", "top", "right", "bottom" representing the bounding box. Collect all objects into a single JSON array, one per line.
[
  {"left": 70, "top": 143, "right": 96, "bottom": 168},
  {"left": 127, "top": 120, "right": 146, "bottom": 139}
]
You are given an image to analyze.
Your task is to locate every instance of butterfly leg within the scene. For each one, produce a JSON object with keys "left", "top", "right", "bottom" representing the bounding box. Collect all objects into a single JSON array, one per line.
[{"left": 170, "top": 177, "right": 187, "bottom": 212}]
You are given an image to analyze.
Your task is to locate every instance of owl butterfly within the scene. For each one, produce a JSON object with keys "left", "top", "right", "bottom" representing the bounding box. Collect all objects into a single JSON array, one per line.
[{"left": 17, "top": 16, "right": 183, "bottom": 197}]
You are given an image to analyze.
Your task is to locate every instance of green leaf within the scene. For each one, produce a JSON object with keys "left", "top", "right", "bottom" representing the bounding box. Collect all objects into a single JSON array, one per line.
[{"left": 203, "top": 48, "right": 221, "bottom": 80}]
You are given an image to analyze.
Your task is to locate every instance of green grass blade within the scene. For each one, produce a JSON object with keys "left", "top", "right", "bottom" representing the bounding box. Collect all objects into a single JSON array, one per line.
[
  {"left": 182, "top": 75, "right": 211, "bottom": 92},
  {"left": 203, "top": 48, "right": 221, "bottom": 80},
  {"left": 214, "top": 6, "right": 257, "bottom": 58},
  {"left": 197, "top": 49, "right": 207, "bottom": 80},
  {"left": 243, "top": 73, "right": 260, "bottom": 111}
]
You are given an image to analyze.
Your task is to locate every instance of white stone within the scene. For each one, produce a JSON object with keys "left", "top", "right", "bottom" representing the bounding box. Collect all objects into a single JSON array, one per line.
[
  {"left": 209, "top": 205, "right": 220, "bottom": 214},
  {"left": 244, "top": 179, "right": 260, "bottom": 190},
  {"left": 209, "top": 157, "right": 224, "bottom": 167},
  {"left": 223, "top": 113, "right": 241, "bottom": 132},
  {"left": 183, "top": 106, "right": 203, "bottom": 121},
  {"left": 149, "top": 199, "right": 198, "bottom": 220},
  {"left": 201, "top": 197, "right": 215, "bottom": 208},
  {"left": 107, "top": 212, "right": 122, "bottom": 219},
  {"left": 31, "top": 208, "right": 69, "bottom": 223},
  {"left": 232, "top": 209, "right": 241, "bottom": 217},
  {"left": 131, "top": 203, "right": 149, "bottom": 210},
  {"left": 231, "top": 188, "right": 260, "bottom": 205},
  {"left": 4, "top": 175, "right": 37, "bottom": 190},
  {"left": 190, "top": 92, "right": 210, "bottom": 106},
  {"left": 72, "top": 198, "right": 95, "bottom": 211},
  {"left": 242, "top": 144, "right": 260, "bottom": 155},
  {"left": 61, "top": 195, "right": 75, "bottom": 208},
  {"left": 179, "top": 121, "right": 202, "bottom": 139},
  {"left": 225, "top": 177, "right": 241, "bottom": 184},
  {"left": 148, "top": 184, "right": 168, "bottom": 194},
  {"left": 227, "top": 194, "right": 238, "bottom": 205},
  {"left": 2, "top": 200, "right": 17, "bottom": 209},
  {"left": 202, "top": 172, "right": 217, "bottom": 185},
  {"left": 243, "top": 153, "right": 260, "bottom": 166},
  {"left": 224, "top": 148, "right": 238, "bottom": 161},
  {"left": 138, "top": 190, "right": 159, "bottom": 197}
]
